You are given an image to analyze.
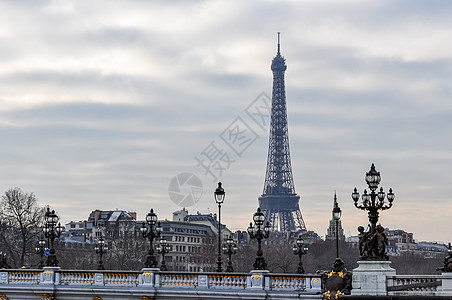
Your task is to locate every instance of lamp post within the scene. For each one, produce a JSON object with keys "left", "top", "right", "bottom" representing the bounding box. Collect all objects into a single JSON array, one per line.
[
  {"left": 214, "top": 182, "right": 225, "bottom": 272},
  {"left": 352, "top": 163, "right": 395, "bottom": 260},
  {"left": 140, "top": 208, "right": 162, "bottom": 268},
  {"left": 95, "top": 237, "right": 108, "bottom": 270},
  {"left": 332, "top": 193, "right": 342, "bottom": 259},
  {"left": 247, "top": 207, "right": 271, "bottom": 270},
  {"left": 43, "top": 207, "right": 65, "bottom": 267},
  {"left": 293, "top": 236, "right": 308, "bottom": 274},
  {"left": 156, "top": 238, "right": 171, "bottom": 271},
  {"left": 222, "top": 237, "right": 237, "bottom": 272},
  {"left": 35, "top": 238, "right": 46, "bottom": 268}
]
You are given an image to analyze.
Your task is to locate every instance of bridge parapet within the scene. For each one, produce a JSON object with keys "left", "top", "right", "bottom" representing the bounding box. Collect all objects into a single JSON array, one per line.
[
  {"left": 387, "top": 274, "right": 442, "bottom": 296},
  {"left": 4, "top": 267, "right": 451, "bottom": 298},
  {"left": 269, "top": 273, "right": 318, "bottom": 291},
  {"left": 386, "top": 273, "right": 452, "bottom": 297},
  {"left": 0, "top": 268, "right": 322, "bottom": 300},
  {"left": 60, "top": 271, "right": 95, "bottom": 285},
  {"left": 5, "top": 270, "right": 40, "bottom": 284},
  {"left": 155, "top": 272, "right": 249, "bottom": 289}
]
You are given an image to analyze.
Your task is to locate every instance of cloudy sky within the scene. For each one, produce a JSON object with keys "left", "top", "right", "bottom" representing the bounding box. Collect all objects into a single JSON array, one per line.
[{"left": 0, "top": 0, "right": 451, "bottom": 243}]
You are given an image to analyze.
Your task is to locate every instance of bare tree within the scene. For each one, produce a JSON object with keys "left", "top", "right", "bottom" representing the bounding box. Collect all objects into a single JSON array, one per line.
[
  {"left": 107, "top": 233, "right": 145, "bottom": 270},
  {"left": 0, "top": 188, "right": 45, "bottom": 267},
  {"left": 233, "top": 239, "right": 360, "bottom": 274},
  {"left": 265, "top": 243, "right": 298, "bottom": 273},
  {"left": 391, "top": 252, "right": 444, "bottom": 275}
]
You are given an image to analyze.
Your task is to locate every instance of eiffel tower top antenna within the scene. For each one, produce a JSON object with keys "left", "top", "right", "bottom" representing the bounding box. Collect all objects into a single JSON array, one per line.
[{"left": 277, "top": 32, "right": 281, "bottom": 55}]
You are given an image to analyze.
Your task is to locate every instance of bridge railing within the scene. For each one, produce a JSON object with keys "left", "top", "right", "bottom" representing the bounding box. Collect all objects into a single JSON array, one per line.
[
  {"left": 386, "top": 275, "right": 443, "bottom": 296},
  {"left": 156, "top": 272, "right": 249, "bottom": 289},
  {"left": 0, "top": 267, "right": 322, "bottom": 293},
  {"left": 3, "top": 268, "right": 450, "bottom": 297},
  {"left": 267, "top": 273, "right": 321, "bottom": 291},
  {"left": 5, "top": 270, "right": 41, "bottom": 284},
  {"left": 58, "top": 270, "right": 140, "bottom": 286}
]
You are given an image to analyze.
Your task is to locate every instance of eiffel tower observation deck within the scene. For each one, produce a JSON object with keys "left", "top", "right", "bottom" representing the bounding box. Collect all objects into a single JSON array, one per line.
[{"left": 258, "top": 33, "right": 307, "bottom": 233}]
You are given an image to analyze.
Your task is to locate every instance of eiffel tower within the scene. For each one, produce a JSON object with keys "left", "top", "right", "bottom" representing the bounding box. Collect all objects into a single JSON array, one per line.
[{"left": 258, "top": 33, "right": 307, "bottom": 233}]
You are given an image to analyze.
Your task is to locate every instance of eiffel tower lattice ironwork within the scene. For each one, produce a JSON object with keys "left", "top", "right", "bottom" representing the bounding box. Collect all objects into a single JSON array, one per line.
[{"left": 258, "top": 33, "right": 307, "bottom": 233}]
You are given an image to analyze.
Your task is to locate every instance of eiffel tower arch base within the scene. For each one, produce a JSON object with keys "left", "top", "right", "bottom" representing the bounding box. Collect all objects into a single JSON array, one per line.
[{"left": 259, "top": 194, "right": 307, "bottom": 232}]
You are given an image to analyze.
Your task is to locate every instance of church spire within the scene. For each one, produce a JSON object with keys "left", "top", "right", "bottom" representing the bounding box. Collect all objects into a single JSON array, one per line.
[
  {"left": 326, "top": 192, "right": 345, "bottom": 241},
  {"left": 333, "top": 191, "right": 338, "bottom": 208}
]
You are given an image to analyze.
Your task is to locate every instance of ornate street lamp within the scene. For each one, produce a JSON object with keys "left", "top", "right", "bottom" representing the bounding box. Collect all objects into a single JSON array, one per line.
[
  {"left": 222, "top": 237, "right": 237, "bottom": 272},
  {"left": 35, "top": 238, "right": 46, "bottom": 268},
  {"left": 156, "top": 238, "right": 171, "bottom": 271},
  {"left": 247, "top": 207, "right": 271, "bottom": 270},
  {"left": 293, "top": 237, "right": 308, "bottom": 274},
  {"left": 95, "top": 237, "right": 108, "bottom": 270},
  {"left": 140, "top": 208, "right": 162, "bottom": 268},
  {"left": 352, "top": 163, "right": 395, "bottom": 260},
  {"left": 332, "top": 193, "right": 342, "bottom": 259},
  {"left": 43, "top": 207, "right": 65, "bottom": 267},
  {"left": 214, "top": 182, "right": 225, "bottom": 272}
]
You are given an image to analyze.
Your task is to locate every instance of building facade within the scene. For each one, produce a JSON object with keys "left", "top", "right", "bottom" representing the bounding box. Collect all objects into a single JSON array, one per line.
[
  {"left": 64, "top": 208, "right": 230, "bottom": 271},
  {"left": 159, "top": 220, "right": 215, "bottom": 271}
]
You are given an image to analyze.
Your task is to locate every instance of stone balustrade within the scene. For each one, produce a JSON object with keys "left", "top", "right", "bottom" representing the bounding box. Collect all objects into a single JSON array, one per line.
[
  {"left": 0, "top": 267, "right": 323, "bottom": 300},
  {"left": 60, "top": 271, "right": 95, "bottom": 285},
  {"left": 208, "top": 274, "right": 248, "bottom": 288},
  {"left": 387, "top": 274, "right": 443, "bottom": 295},
  {"left": 6, "top": 271, "right": 40, "bottom": 284},
  {"left": 103, "top": 271, "right": 139, "bottom": 285},
  {"left": 1, "top": 267, "right": 451, "bottom": 299},
  {"left": 0, "top": 267, "right": 452, "bottom": 299},
  {"left": 350, "top": 260, "right": 452, "bottom": 297},
  {"left": 159, "top": 273, "right": 199, "bottom": 287},
  {"left": 268, "top": 274, "right": 312, "bottom": 290}
]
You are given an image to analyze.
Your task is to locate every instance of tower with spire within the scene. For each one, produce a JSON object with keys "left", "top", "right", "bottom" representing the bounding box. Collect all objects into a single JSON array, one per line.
[
  {"left": 326, "top": 193, "right": 345, "bottom": 241},
  {"left": 258, "top": 33, "right": 307, "bottom": 232}
]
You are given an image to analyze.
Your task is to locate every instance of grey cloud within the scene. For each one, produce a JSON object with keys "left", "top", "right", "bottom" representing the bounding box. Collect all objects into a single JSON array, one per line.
[{"left": 0, "top": 0, "right": 451, "bottom": 242}]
